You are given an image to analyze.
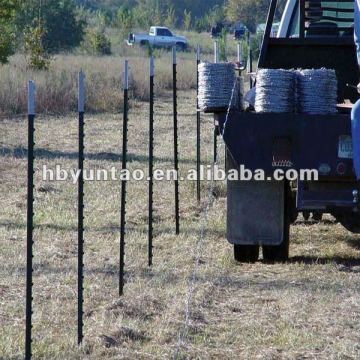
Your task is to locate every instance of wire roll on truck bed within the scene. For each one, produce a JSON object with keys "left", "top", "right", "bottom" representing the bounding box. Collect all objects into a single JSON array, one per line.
[{"left": 203, "top": 0, "right": 360, "bottom": 262}]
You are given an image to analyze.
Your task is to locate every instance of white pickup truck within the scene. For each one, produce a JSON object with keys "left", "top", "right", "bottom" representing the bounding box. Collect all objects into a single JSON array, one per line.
[{"left": 127, "top": 26, "right": 188, "bottom": 50}]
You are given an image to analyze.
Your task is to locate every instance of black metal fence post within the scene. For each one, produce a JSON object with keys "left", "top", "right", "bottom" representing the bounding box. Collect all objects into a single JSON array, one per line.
[
  {"left": 196, "top": 45, "right": 201, "bottom": 203},
  {"left": 248, "top": 32, "right": 254, "bottom": 88},
  {"left": 25, "top": 80, "right": 35, "bottom": 360},
  {"left": 148, "top": 56, "right": 154, "bottom": 267},
  {"left": 172, "top": 47, "right": 180, "bottom": 235},
  {"left": 77, "top": 70, "right": 85, "bottom": 345},
  {"left": 119, "top": 60, "right": 129, "bottom": 295},
  {"left": 213, "top": 42, "right": 218, "bottom": 163},
  {"left": 213, "top": 126, "right": 218, "bottom": 163}
]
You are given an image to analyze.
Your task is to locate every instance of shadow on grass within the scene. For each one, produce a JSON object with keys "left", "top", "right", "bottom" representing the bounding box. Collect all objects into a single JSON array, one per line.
[
  {"left": 0, "top": 262, "right": 118, "bottom": 276},
  {"left": 0, "top": 146, "right": 195, "bottom": 164},
  {"left": 0, "top": 220, "right": 225, "bottom": 238},
  {"left": 288, "top": 255, "right": 360, "bottom": 268},
  {"left": 345, "top": 238, "right": 360, "bottom": 250},
  {"left": 0, "top": 261, "right": 180, "bottom": 284},
  {"left": 294, "top": 219, "right": 337, "bottom": 226}
]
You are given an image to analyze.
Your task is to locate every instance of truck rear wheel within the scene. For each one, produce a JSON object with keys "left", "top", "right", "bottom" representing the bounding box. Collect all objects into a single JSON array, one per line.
[
  {"left": 262, "top": 181, "right": 290, "bottom": 262},
  {"left": 262, "top": 234, "right": 289, "bottom": 262},
  {"left": 334, "top": 212, "right": 360, "bottom": 233},
  {"left": 303, "top": 211, "right": 310, "bottom": 221},
  {"left": 312, "top": 211, "right": 323, "bottom": 222},
  {"left": 176, "top": 42, "right": 186, "bottom": 51},
  {"left": 234, "top": 244, "right": 259, "bottom": 263}
]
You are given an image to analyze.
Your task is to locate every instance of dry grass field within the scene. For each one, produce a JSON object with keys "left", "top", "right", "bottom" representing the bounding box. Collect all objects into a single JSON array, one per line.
[
  {"left": 1, "top": 76, "right": 360, "bottom": 358},
  {"left": 0, "top": 32, "right": 243, "bottom": 116},
  {"left": 0, "top": 52, "right": 203, "bottom": 115}
]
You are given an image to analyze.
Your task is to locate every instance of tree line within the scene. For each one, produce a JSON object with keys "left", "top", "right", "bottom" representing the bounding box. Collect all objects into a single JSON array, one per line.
[
  {"left": 76, "top": 0, "right": 285, "bottom": 33},
  {"left": 0, "top": 0, "right": 112, "bottom": 67},
  {"left": 0, "top": 0, "right": 283, "bottom": 66}
]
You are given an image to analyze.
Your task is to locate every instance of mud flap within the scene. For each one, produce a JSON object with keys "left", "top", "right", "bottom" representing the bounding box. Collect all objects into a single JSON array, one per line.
[
  {"left": 227, "top": 179, "right": 285, "bottom": 245},
  {"left": 226, "top": 152, "right": 285, "bottom": 246}
]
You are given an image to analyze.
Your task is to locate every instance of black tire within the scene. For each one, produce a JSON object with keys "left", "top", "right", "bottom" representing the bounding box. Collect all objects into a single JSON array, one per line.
[
  {"left": 234, "top": 244, "right": 259, "bottom": 263},
  {"left": 312, "top": 212, "right": 323, "bottom": 222},
  {"left": 289, "top": 188, "right": 298, "bottom": 224},
  {"left": 263, "top": 181, "right": 290, "bottom": 262},
  {"left": 262, "top": 235, "right": 289, "bottom": 262},
  {"left": 140, "top": 40, "right": 149, "bottom": 47},
  {"left": 335, "top": 212, "right": 360, "bottom": 233},
  {"left": 176, "top": 42, "right": 186, "bottom": 51},
  {"left": 303, "top": 211, "right": 310, "bottom": 221}
]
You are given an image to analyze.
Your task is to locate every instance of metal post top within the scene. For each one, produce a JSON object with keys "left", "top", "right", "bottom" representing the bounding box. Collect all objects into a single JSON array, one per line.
[
  {"left": 78, "top": 70, "right": 85, "bottom": 113},
  {"left": 196, "top": 45, "right": 201, "bottom": 61},
  {"left": 28, "top": 80, "right": 36, "bottom": 116},
  {"left": 123, "top": 59, "right": 129, "bottom": 90},
  {"left": 172, "top": 46, "right": 177, "bottom": 65},
  {"left": 150, "top": 56, "right": 155, "bottom": 76}
]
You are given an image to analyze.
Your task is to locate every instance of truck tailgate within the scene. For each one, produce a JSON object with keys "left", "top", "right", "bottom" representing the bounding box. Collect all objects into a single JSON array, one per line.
[{"left": 221, "top": 112, "right": 355, "bottom": 178}]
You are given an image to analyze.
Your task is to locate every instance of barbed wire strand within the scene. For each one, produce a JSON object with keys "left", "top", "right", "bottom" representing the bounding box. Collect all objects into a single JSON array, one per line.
[
  {"left": 0, "top": 112, "right": 210, "bottom": 120},
  {"left": 172, "top": 77, "right": 239, "bottom": 359}
]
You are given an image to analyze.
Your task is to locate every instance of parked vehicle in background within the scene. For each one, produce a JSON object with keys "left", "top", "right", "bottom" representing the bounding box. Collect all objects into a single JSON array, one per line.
[
  {"left": 211, "top": 22, "right": 225, "bottom": 38},
  {"left": 127, "top": 27, "right": 188, "bottom": 50},
  {"left": 234, "top": 22, "right": 248, "bottom": 40}
]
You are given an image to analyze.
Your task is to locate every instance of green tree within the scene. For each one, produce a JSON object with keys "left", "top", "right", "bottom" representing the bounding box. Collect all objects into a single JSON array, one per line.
[
  {"left": 16, "top": 0, "right": 86, "bottom": 53},
  {"left": 164, "top": 5, "right": 175, "bottom": 28},
  {"left": 84, "top": 27, "right": 111, "bottom": 55},
  {"left": 183, "top": 9, "right": 191, "bottom": 31},
  {"left": 218, "top": 28, "right": 227, "bottom": 61},
  {"left": 113, "top": 7, "right": 134, "bottom": 39},
  {"left": 0, "top": 30, "right": 14, "bottom": 63},
  {"left": 0, "top": 0, "right": 17, "bottom": 20},
  {"left": 134, "top": 0, "right": 164, "bottom": 27},
  {"left": 23, "top": 21, "right": 50, "bottom": 70},
  {"left": 132, "top": 6, "right": 148, "bottom": 29},
  {"left": 0, "top": 0, "right": 18, "bottom": 63},
  {"left": 193, "top": 5, "right": 225, "bottom": 32},
  {"left": 208, "top": 5, "right": 225, "bottom": 26},
  {"left": 153, "top": 0, "right": 163, "bottom": 25},
  {"left": 83, "top": 10, "right": 111, "bottom": 56},
  {"left": 93, "top": 10, "right": 107, "bottom": 30},
  {"left": 226, "top": 0, "right": 254, "bottom": 31},
  {"left": 226, "top": 0, "right": 286, "bottom": 33}
]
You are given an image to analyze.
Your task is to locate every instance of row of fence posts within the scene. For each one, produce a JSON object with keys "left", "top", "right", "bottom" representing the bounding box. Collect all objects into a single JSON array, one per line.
[
  {"left": 24, "top": 37, "right": 252, "bottom": 358},
  {"left": 24, "top": 45, "right": 183, "bottom": 359},
  {"left": 25, "top": 72, "right": 88, "bottom": 358}
]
